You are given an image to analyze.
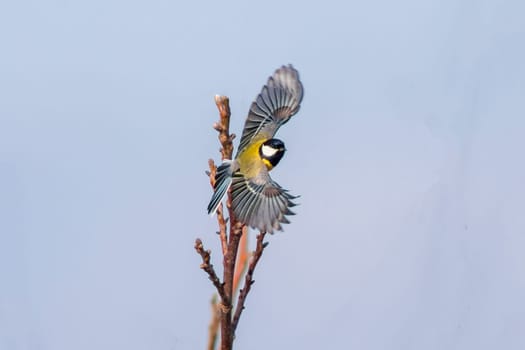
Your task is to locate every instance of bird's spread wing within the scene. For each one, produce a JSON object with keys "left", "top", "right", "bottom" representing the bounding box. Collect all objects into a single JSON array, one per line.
[
  {"left": 236, "top": 65, "right": 304, "bottom": 155},
  {"left": 231, "top": 170, "right": 298, "bottom": 233}
]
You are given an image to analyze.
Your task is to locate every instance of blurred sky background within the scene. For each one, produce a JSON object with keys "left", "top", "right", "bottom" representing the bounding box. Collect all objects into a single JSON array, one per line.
[{"left": 1, "top": 0, "right": 524, "bottom": 349}]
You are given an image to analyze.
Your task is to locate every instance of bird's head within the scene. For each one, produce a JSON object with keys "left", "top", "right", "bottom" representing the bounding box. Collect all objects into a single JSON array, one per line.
[{"left": 259, "top": 138, "right": 286, "bottom": 169}]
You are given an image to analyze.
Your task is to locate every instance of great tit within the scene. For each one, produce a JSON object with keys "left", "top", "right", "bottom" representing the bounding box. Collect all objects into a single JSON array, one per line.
[{"left": 207, "top": 65, "right": 304, "bottom": 233}]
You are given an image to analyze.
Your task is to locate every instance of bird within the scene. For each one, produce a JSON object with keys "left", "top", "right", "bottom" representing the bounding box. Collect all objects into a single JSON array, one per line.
[{"left": 207, "top": 65, "right": 304, "bottom": 233}]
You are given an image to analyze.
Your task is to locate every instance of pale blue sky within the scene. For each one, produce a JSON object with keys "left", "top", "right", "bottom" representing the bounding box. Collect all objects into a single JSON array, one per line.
[{"left": 1, "top": 0, "right": 524, "bottom": 349}]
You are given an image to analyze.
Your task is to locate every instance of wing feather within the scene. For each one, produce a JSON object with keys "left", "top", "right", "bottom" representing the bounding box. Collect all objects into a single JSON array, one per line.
[
  {"left": 231, "top": 171, "right": 298, "bottom": 233},
  {"left": 237, "top": 65, "right": 304, "bottom": 154}
]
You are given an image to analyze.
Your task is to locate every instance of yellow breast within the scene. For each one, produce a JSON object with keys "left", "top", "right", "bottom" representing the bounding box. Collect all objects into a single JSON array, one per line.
[{"left": 236, "top": 138, "right": 270, "bottom": 178}]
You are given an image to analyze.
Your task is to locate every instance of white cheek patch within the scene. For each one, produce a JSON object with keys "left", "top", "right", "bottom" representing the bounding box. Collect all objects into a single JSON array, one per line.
[{"left": 261, "top": 144, "right": 278, "bottom": 157}]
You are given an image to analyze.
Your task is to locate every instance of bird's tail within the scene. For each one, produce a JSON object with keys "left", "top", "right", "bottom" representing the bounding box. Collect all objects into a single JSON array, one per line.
[{"left": 207, "top": 160, "right": 234, "bottom": 215}]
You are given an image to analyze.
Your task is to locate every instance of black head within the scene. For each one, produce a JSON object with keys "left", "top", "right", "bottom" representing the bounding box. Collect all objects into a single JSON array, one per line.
[{"left": 259, "top": 139, "right": 286, "bottom": 169}]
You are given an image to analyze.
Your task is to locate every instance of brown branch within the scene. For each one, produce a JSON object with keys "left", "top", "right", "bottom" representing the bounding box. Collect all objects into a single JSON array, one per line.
[
  {"left": 198, "top": 95, "right": 252, "bottom": 350},
  {"left": 203, "top": 95, "right": 243, "bottom": 350},
  {"left": 233, "top": 226, "right": 249, "bottom": 297},
  {"left": 194, "top": 239, "right": 227, "bottom": 303},
  {"left": 220, "top": 220, "right": 244, "bottom": 349},
  {"left": 204, "top": 214, "right": 247, "bottom": 350},
  {"left": 207, "top": 296, "right": 220, "bottom": 350},
  {"left": 232, "top": 231, "right": 268, "bottom": 334},
  {"left": 213, "top": 95, "right": 235, "bottom": 160}
]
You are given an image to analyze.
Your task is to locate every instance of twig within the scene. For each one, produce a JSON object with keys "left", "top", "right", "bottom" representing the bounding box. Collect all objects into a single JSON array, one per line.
[
  {"left": 207, "top": 296, "right": 220, "bottom": 350},
  {"left": 233, "top": 226, "right": 249, "bottom": 297},
  {"left": 194, "top": 239, "right": 228, "bottom": 303},
  {"left": 232, "top": 231, "right": 268, "bottom": 333},
  {"left": 213, "top": 95, "right": 234, "bottom": 160}
]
